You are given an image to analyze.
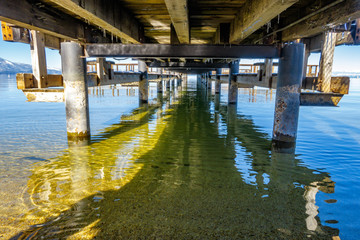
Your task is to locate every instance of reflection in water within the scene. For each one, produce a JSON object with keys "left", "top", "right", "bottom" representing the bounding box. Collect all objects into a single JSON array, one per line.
[{"left": 10, "top": 80, "right": 338, "bottom": 239}]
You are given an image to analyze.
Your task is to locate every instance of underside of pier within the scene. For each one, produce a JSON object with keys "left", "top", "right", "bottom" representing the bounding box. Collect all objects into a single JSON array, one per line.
[{"left": 1, "top": 0, "right": 359, "bottom": 147}]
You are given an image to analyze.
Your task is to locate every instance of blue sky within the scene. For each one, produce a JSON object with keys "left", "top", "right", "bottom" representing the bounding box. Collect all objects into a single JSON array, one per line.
[{"left": 0, "top": 38, "right": 359, "bottom": 72}]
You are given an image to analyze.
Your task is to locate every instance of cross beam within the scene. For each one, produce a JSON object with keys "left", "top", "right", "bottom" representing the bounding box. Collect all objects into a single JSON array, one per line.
[
  {"left": 85, "top": 44, "right": 280, "bottom": 58},
  {"left": 147, "top": 61, "right": 229, "bottom": 69}
]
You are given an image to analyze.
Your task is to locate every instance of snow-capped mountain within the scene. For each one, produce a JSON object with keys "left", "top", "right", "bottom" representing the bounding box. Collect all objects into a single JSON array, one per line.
[{"left": 0, "top": 57, "right": 60, "bottom": 74}]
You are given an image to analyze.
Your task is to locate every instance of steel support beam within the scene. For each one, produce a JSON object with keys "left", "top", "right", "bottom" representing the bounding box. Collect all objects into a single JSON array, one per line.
[
  {"left": 86, "top": 44, "right": 280, "bottom": 58},
  {"left": 272, "top": 43, "right": 305, "bottom": 152},
  {"left": 61, "top": 42, "right": 90, "bottom": 140}
]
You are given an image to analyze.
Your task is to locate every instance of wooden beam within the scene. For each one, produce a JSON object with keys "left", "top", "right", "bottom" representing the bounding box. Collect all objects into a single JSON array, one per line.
[
  {"left": 300, "top": 92, "right": 344, "bottom": 106},
  {"left": 170, "top": 24, "right": 180, "bottom": 44},
  {"left": 0, "top": 0, "right": 87, "bottom": 41},
  {"left": 318, "top": 32, "right": 337, "bottom": 93},
  {"left": 30, "top": 30, "right": 47, "bottom": 88},
  {"left": 2, "top": 22, "right": 62, "bottom": 49},
  {"left": 282, "top": 0, "right": 360, "bottom": 41},
  {"left": 22, "top": 89, "right": 64, "bottom": 102},
  {"left": 42, "top": 0, "right": 142, "bottom": 44},
  {"left": 164, "top": 0, "right": 190, "bottom": 44},
  {"left": 230, "top": 0, "right": 298, "bottom": 44}
]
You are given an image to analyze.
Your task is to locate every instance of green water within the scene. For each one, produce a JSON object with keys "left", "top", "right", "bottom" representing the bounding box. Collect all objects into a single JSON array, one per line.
[{"left": 1, "top": 75, "right": 360, "bottom": 239}]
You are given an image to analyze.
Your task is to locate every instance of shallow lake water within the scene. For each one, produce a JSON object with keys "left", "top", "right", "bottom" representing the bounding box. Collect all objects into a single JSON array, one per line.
[{"left": 0, "top": 74, "right": 360, "bottom": 239}]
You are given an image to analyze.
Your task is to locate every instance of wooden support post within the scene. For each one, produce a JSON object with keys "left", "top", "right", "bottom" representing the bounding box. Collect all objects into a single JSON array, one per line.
[
  {"left": 170, "top": 24, "right": 180, "bottom": 45},
  {"left": 215, "top": 68, "right": 222, "bottom": 94},
  {"left": 272, "top": 43, "right": 305, "bottom": 152},
  {"left": 61, "top": 42, "right": 90, "bottom": 140},
  {"left": 264, "top": 58, "right": 273, "bottom": 88},
  {"left": 138, "top": 60, "right": 148, "bottom": 103},
  {"left": 302, "top": 42, "right": 311, "bottom": 79},
  {"left": 157, "top": 68, "right": 163, "bottom": 93},
  {"left": 228, "top": 60, "right": 240, "bottom": 104},
  {"left": 318, "top": 32, "right": 337, "bottom": 93},
  {"left": 30, "top": 30, "right": 47, "bottom": 88},
  {"left": 96, "top": 58, "right": 105, "bottom": 84}
]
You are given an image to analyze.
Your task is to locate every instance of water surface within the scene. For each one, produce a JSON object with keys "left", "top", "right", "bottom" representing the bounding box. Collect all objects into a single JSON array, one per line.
[{"left": 0, "top": 74, "right": 360, "bottom": 239}]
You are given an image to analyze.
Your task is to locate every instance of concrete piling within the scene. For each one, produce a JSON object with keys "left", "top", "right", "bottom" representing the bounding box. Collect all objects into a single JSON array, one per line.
[
  {"left": 157, "top": 69, "right": 163, "bottom": 93},
  {"left": 215, "top": 68, "right": 222, "bottom": 94},
  {"left": 228, "top": 60, "right": 239, "bottom": 104},
  {"left": 138, "top": 60, "right": 148, "bottom": 103},
  {"left": 207, "top": 73, "right": 211, "bottom": 90},
  {"left": 272, "top": 43, "right": 305, "bottom": 152},
  {"left": 61, "top": 42, "right": 90, "bottom": 140}
]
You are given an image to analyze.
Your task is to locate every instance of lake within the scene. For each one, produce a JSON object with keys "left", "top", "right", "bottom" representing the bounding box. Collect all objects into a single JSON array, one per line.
[{"left": 0, "top": 74, "right": 360, "bottom": 239}]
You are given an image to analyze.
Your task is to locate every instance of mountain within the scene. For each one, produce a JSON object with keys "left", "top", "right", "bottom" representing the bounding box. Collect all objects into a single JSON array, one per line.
[{"left": 0, "top": 57, "right": 61, "bottom": 74}]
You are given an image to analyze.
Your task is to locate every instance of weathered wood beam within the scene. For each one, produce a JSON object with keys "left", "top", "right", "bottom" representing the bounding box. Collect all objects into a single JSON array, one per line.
[
  {"left": 300, "top": 92, "right": 344, "bottom": 106},
  {"left": 282, "top": 0, "right": 360, "bottom": 41},
  {"left": 230, "top": 0, "right": 298, "bottom": 44},
  {"left": 164, "top": 0, "right": 190, "bottom": 44},
  {"left": 30, "top": 30, "right": 47, "bottom": 88},
  {"left": 2, "top": 22, "right": 62, "bottom": 49},
  {"left": 0, "top": 0, "right": 87, "bottom": 41},
  {"left": 318, "top": 32, "right": 337, "bottom": 93},
  {"left": 85, "top": 44, "right": 281, "bottom": 58},
  {"left": 211, "top": 75, "right": 350, "bottom": 94},
  {"left": 23, "top": 89, "right": 64, "bottom": 102},
  {"left": 42, "top": 0, "right": 143, "bottom": 44}
]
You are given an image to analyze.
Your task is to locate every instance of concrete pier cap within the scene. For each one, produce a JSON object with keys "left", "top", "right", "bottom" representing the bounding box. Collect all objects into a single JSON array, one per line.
[
  {"left": 272, "top": 43, "right": 305, "bottom": 153},
  {"left": 61, "top": 41, "right": 90, "bottom": 141}
]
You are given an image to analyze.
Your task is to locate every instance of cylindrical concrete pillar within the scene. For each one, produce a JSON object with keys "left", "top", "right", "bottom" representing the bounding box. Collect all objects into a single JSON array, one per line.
[
  {"left": 138, "top": 60, "right": 148, "bottom": 103},
  {"left": 157, "top": 69, "right": 163, "bottom": 93},
  {"left": 272, "top": 43, "right": 305, "bottom": 152},
  {"left": 207, "top": 73, "right": 211, "bottom": 90},
  {"left": 215, "top": 69, "right": 222, "bottom": 94},
  {"left": 228, "top": 60, "right": 239, "bottom": 104},
  {"left": 166, "top": 78, "right": 171, "bottom": 90},
  {"left": 61, "top": 42, "right": 90, "bottom": 140},
  {"left": 196, "top": 74, "right": 201, "bottom": 89}
]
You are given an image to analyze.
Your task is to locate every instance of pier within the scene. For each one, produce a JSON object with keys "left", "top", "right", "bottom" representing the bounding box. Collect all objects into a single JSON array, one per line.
[
  {"left": 1, "top": 0, "right": 358, "bottom": 150},
  {"left": 1, "top": 1, "right": 360, "bottom": 238}
]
